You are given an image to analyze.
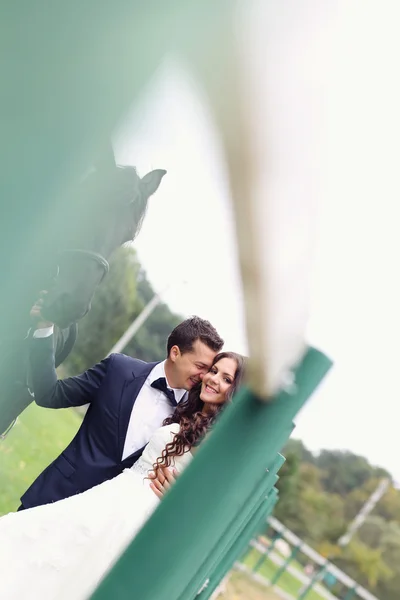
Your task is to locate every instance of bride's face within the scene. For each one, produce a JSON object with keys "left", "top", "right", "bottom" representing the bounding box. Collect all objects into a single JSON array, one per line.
[{"left": 200, "top": 357, "right": 238, "bottom": 406}]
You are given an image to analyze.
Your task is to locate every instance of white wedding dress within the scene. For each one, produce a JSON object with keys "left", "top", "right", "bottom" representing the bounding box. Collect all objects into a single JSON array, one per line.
[{"left": 0, "top": 423, "right": 192, "bottom": 600}]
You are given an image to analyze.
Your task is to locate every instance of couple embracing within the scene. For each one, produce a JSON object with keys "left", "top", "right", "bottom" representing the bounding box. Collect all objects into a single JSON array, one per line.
[{"left": 0, "top": 301, "right": 245, "bottom": 599}]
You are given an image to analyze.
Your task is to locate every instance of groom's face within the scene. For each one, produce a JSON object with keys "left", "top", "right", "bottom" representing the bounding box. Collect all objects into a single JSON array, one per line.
[{"left": 170, "top": 340, "right": 217, "bottom": 390}]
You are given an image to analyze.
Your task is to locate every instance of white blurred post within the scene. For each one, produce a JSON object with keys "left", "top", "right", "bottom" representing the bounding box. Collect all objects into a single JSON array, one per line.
[
  {"left": 337, "top": 477, "right": 391, "bottom": 547},
  {"left": 106, "top": 291, "right": 166, "bottom": 357}
]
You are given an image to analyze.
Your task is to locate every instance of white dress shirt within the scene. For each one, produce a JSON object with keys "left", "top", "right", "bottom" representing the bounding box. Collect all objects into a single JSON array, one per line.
[
  {"left": 33, "top": 325, "right": 55, "bottom": 339},
  {"left": 32, "top": 327, "right": 187, "bottom": 459},
  {"left": 122, "top": 360, "right": 187, "bottom": 460}
]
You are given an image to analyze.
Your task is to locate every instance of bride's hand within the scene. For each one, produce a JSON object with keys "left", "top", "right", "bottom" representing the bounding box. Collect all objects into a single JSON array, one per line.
[{"left": 148, "top": 467, "right": 178, "bottom": 499}]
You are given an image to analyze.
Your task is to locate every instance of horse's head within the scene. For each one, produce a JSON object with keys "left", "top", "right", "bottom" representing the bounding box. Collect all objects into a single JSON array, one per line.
[{"left": 41, "top": 164, "right": 166, "bottom": 329}]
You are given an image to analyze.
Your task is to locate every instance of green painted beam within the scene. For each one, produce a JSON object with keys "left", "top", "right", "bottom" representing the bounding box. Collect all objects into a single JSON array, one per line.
[
  {"left": 199, "top": 488, "right": 280, "bottom": 600},
  {"left": 178, "top": 457, "right": 284, "bottom": 599}
]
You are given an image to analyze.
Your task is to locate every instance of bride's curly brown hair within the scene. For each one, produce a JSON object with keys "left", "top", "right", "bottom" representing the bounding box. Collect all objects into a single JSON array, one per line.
[{"left": 151, "top": 352, "right": 245, "bottom": 476}]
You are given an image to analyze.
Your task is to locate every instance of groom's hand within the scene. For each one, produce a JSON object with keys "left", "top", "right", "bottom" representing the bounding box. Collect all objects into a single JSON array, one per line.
[
  {"left": 30, "top": 291, "right": 54, "bottom": 329},
  {"left": 149, "top": 467, "right": 178, "bottom": 499}
]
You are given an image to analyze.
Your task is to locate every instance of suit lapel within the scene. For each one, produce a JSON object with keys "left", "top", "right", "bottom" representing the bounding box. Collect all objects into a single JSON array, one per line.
[
  {"left": 117, "top": 361, "right": 158, "bottom": 460},
  {"left": 121, "top": 444, "right": 146, "bottom": 467}
]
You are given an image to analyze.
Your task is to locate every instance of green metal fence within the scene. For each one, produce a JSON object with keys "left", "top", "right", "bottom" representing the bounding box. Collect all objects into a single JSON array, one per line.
[{"left": 240, "top": 516, "right": 381, "bottom": 600}]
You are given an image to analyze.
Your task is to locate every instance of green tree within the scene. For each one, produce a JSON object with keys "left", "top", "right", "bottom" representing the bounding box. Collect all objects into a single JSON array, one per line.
[
  {"left": 344, "top": 478, "right": 400, "bottom": 523},
  {"left": 275, "top": 461, "right": 347, "bottom": 545},
  {"left": 375, "top": 484, "right": 400, "bottom": 522},
  {"left": 274, "top": 449, "right": 300, "bottom": 524},
  {"left": 356, "top": 518, "right": 400, "bottom": 600},
  {"left": 336, "top": 539, "right": 392, "bottom": 590},
  {"left": 283, "top": 438, "right": 315, "bottom": 464},
  {"left": 357, "top": 515, "right": 387, "bottom": 549},
  {"left": 378, "top": 522, "right": 400, "bottom": 600},
  {"left": 314, "top": 450, "right": 390, "bottom": 496}
]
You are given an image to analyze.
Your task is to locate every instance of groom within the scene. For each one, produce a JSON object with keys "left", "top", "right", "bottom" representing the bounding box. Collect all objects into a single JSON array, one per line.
[{"left": 19, "top": 304, "right": 223, "bottom": 510}]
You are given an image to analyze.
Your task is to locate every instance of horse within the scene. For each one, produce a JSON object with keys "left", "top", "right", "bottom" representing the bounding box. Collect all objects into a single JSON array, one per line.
[{"left": 0, "top": 153, "right": 166, "bottom": 436}]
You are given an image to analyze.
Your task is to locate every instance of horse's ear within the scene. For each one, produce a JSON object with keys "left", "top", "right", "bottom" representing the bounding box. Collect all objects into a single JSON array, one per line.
[{"left": 140, "top": 169, "right": 167, "bottom": 197}]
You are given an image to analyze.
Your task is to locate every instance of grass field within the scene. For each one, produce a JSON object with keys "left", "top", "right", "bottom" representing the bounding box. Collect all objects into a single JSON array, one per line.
[
  {"left": 242, "top": 549, "right": 327, "bottom": 600},
  {"left": 220, "top": 571, "right": 280, "bottom": 599},
  {"left": 0, "top": 403, "right": 80, "bottom": 515}
]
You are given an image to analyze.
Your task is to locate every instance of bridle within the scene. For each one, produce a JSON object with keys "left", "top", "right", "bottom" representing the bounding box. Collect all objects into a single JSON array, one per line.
[{"left": 56, "top": 249, "right": 110, "bottom": 283}]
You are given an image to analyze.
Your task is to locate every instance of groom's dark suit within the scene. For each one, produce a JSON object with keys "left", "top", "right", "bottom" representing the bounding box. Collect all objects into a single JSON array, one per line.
[{"left": 20, "top": 336, "right": 165, "bottom": 510}]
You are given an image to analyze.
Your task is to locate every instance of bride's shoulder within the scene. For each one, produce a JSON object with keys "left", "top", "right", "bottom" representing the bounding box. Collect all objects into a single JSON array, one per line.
[
  {"left": 146, "top": 423, "right": 180, "bottom": 451},
  {"left": 148, "top": 422, "right": 179, "bottom": 440},
  {"left": 158, "top": 422, "right": 180, "bottom": 438}
]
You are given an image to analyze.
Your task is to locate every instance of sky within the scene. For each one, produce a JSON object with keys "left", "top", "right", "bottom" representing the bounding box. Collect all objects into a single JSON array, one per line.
[{"left": 113, "top": 1, "right": 400, "bottom": 482}]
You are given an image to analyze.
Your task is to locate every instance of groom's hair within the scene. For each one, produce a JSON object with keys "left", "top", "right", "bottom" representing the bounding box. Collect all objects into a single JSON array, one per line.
[{"left": 167, "top": 316, "right": 223, "bottom": 355}]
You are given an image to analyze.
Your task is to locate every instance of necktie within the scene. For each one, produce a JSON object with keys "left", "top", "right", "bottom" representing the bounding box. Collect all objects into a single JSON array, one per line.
[{"left": 151, "top": 377, "right": 177, "bottom": 407}]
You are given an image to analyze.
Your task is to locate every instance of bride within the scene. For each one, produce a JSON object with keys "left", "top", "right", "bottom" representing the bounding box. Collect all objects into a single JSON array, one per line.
[{"left": 0, "top": 351, "right": 244, "bottom": 600}]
